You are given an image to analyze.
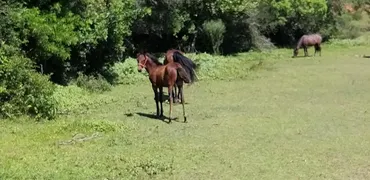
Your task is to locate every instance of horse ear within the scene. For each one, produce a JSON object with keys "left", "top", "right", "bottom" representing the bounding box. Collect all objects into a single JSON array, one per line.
[{"left": 136, "top": 49, "right": 144, "bottom": 57}]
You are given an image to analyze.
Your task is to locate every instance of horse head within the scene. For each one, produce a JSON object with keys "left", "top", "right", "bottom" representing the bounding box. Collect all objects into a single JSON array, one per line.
[
  {"left": 136, "top": 50, "right": 148, "bottom": 72},
  {"left": 292, "top": 48, "right": 299, "bottom": 58}
]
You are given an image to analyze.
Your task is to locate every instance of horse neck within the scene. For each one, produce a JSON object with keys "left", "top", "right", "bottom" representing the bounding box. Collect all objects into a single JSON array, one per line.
[
  {"left": 144, "top": 59, "right": 160, "bottom": 74},
  {"left": 296, "top": 38, "right": 303, "bottom": 49}
]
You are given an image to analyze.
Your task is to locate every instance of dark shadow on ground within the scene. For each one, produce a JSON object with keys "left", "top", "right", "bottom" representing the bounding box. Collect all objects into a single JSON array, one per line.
[
  {"left": 135, "top": 112, "right": 180, "bottom": 124},
  {"left": 292, "top": 55, "right": 311, "bottom": 58}
]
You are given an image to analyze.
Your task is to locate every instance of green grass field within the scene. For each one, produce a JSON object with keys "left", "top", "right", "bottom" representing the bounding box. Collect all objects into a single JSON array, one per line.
[{"left": 1, "top": 45, "right": 370, "bottom": 179}]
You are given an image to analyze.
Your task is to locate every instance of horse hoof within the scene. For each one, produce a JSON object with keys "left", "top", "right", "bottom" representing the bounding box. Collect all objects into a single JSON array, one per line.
[{"left": 184, "top": 117, "right": 187, "bottom": 123}]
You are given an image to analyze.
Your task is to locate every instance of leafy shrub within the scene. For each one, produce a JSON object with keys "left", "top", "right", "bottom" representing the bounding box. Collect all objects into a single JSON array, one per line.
[
  {"left": 185, "top": 52, "right": 267, "bottom": 80},
  {"left": 327, "top": 32, "right": 370, "bottom": 47},
  {"left": 110, "top": 57, "right": 147, "bottom": 85},
  {"left": 0, "top": 47, "right": 57, "bottom": 119},
  {"left": 73, "top": 72, "right": 112, "bottom": 93},
  {"left": 248, "top": 24, "right": 276, "bottom": 51},
  {"left": 202, "top": 19, "right": 226, "bottom": 54},
  {"left": 333, "top": 12, "right": 370, "bottom": 39}
]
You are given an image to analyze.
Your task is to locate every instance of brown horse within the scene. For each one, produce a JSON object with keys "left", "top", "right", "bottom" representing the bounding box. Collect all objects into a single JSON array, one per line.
[
  {"left": 136, "top": 52, "right": 195, "bottom": 123},
  {"left": 164, "top": 49, "right": 197, "bottom": 103},
  {"left": 293, "top": 34, "right": 322, "bottom": 58}
]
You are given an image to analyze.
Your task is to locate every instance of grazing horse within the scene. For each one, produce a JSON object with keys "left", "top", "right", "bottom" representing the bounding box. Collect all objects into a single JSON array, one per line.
[
  {"left": 293, "top": 34, "right": 322, "bottom": 58},
  {"left": 164, "top": 49, "right": 197, "bottom": 103},
  {"left": 136, "top": 52, "right": 195, "bottom": 123}
]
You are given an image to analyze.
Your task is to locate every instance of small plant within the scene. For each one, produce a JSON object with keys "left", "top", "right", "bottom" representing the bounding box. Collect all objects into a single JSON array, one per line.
[
  {"left": 73, "top": 72, "right": 112, "bottom": 93},
  {"left": 52, "top": 84, "right": 116, "bottom": 115},
  {"left": 202, "top": 19, "right": 226, "bottom": 54}
]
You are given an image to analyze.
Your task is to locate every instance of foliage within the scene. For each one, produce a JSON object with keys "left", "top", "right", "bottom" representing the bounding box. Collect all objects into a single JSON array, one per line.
[
  {"left": 257, "top": 0, "right": 329, "bottom": 44},
  {"left": 332, "top": 11, "right": 370, "bottom": 39},
  {"left": 215, "top": 0, "right": 259, "bottom": 14},
  {"left": 202, "top": 19, "right": 226, "bottom": 54},
  {"left": 0, "top": 46, "right": 57, "bottom": 119},
  {"left": 73, "top": 72, "right": 112, "bottom": 93},
  {"left": 327, "top": 32, "right": 370, "bottom": 46},
  {"left": 109, "top": 58, "right": 147, "bottom": 85},
  {"left": 14, "top": 7, "right": 79, "bottom": 60},
  {"left": 111, "top": 51, "right": 270, "bottom": 83}
]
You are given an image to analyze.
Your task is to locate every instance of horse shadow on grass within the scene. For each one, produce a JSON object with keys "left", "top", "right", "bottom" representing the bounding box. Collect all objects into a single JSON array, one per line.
[
  {"left": 124, "top": 92, "right": 184, "bottom": 123},
  {"left": 292, "top": 55, "right": 311, "bottom": 58},
  {"left": 134, "top": 112, "right": 180, "bottom": 124},
  {"left": 292, "top": 54, "right": 321, "bottom": 58}
]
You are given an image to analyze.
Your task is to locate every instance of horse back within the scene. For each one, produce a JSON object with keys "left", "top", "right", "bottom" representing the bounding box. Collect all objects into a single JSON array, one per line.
[
  {"left": 303, "top": 34, "right": 322, "bottom": 45},
  {"left": 164, "top": 49, "right": 185, "bottom": 64}
]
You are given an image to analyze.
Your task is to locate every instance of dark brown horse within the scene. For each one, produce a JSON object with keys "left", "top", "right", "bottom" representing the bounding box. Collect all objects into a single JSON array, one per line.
[
  {"left": 164, "top": 49, "right": 197, "bottom": 103},
  {"left": 293, "top": 34, "right": 322, "bottom": 58},
  {"left": 136, "top": 52, "right": 195, "bottom": 123}
]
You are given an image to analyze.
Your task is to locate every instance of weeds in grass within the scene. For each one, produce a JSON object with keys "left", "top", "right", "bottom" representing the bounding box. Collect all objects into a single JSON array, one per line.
[
  {"left": 73, "top": 72, "right": 112, "bottom": 93},
  {"left": 53, "top": 85, "right": 116, "bottom": 115}
]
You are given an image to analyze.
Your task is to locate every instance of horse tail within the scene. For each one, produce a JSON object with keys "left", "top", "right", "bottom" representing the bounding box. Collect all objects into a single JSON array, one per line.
[
  {"left": 176, "top": 66, "right": 191, "bottom": 84},
  {"left": 173, "top": 51, "right": 198, "bottom": 82}
]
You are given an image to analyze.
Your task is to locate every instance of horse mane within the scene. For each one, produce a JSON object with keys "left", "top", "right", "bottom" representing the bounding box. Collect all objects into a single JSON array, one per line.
[
  {"left": 145, "top": 53, "right": 163, "bottom": 65},
  {"left": 170, "top": 49, "right": 184, "bottom": 54},
  {"left": 173, "top": 51, "right": 198, "bottom": 82}
]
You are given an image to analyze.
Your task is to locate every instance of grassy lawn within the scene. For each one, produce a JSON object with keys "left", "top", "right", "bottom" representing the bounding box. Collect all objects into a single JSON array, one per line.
[{"left": 1, "top": 45, "right": 370, "bottom": 179}]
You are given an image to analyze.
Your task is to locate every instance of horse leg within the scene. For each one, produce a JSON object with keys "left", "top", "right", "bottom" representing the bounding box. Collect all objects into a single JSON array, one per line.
[
  {"left": 318, "top": 44, "right": 322, "bottom": 56},
  {"left": 159, "top": 87, "right": 164, "bottom": 117},
  {"left": 304, "top": 46, "right": 308, "bottom": 57},
  {"left": 168, "top": 85, "right": 173, "bottom": 123},
  {"left": 152, "top": 86, "right": 160, "bottom": 118},
  {"left": 177, "top": 87, "right": 181, "bottom": 102},
  {"left": 174, "top": 85, "right": 179, "bottom": 103},
  {"left": 314, "top": 44, "right": 318, "bottom": 56},
  {"left": 178, "top": 84, "right": 187, "bottom": 122}
]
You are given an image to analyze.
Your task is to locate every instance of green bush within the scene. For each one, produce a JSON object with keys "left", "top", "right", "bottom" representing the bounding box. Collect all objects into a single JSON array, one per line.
[
  {"left": 182, "top": 52, "right": 267, "bottom": 80},
  {"left": 333, "top": 12, "right": 370, "bottom": 39},
  {"left": 73, "top": 72, "right": 112, "bottom": 93},
  {"left": 110, "top": 57, "right": 147, "bottom": 85},
  {"left": 327, "top": 32, "right": 370, "bottom": 47},
  {"left": 0, "top": 48, "right": 57, "bottom": 119},
  {"left": 202, "top": 19, "right": 226, "bottom": 54}
]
